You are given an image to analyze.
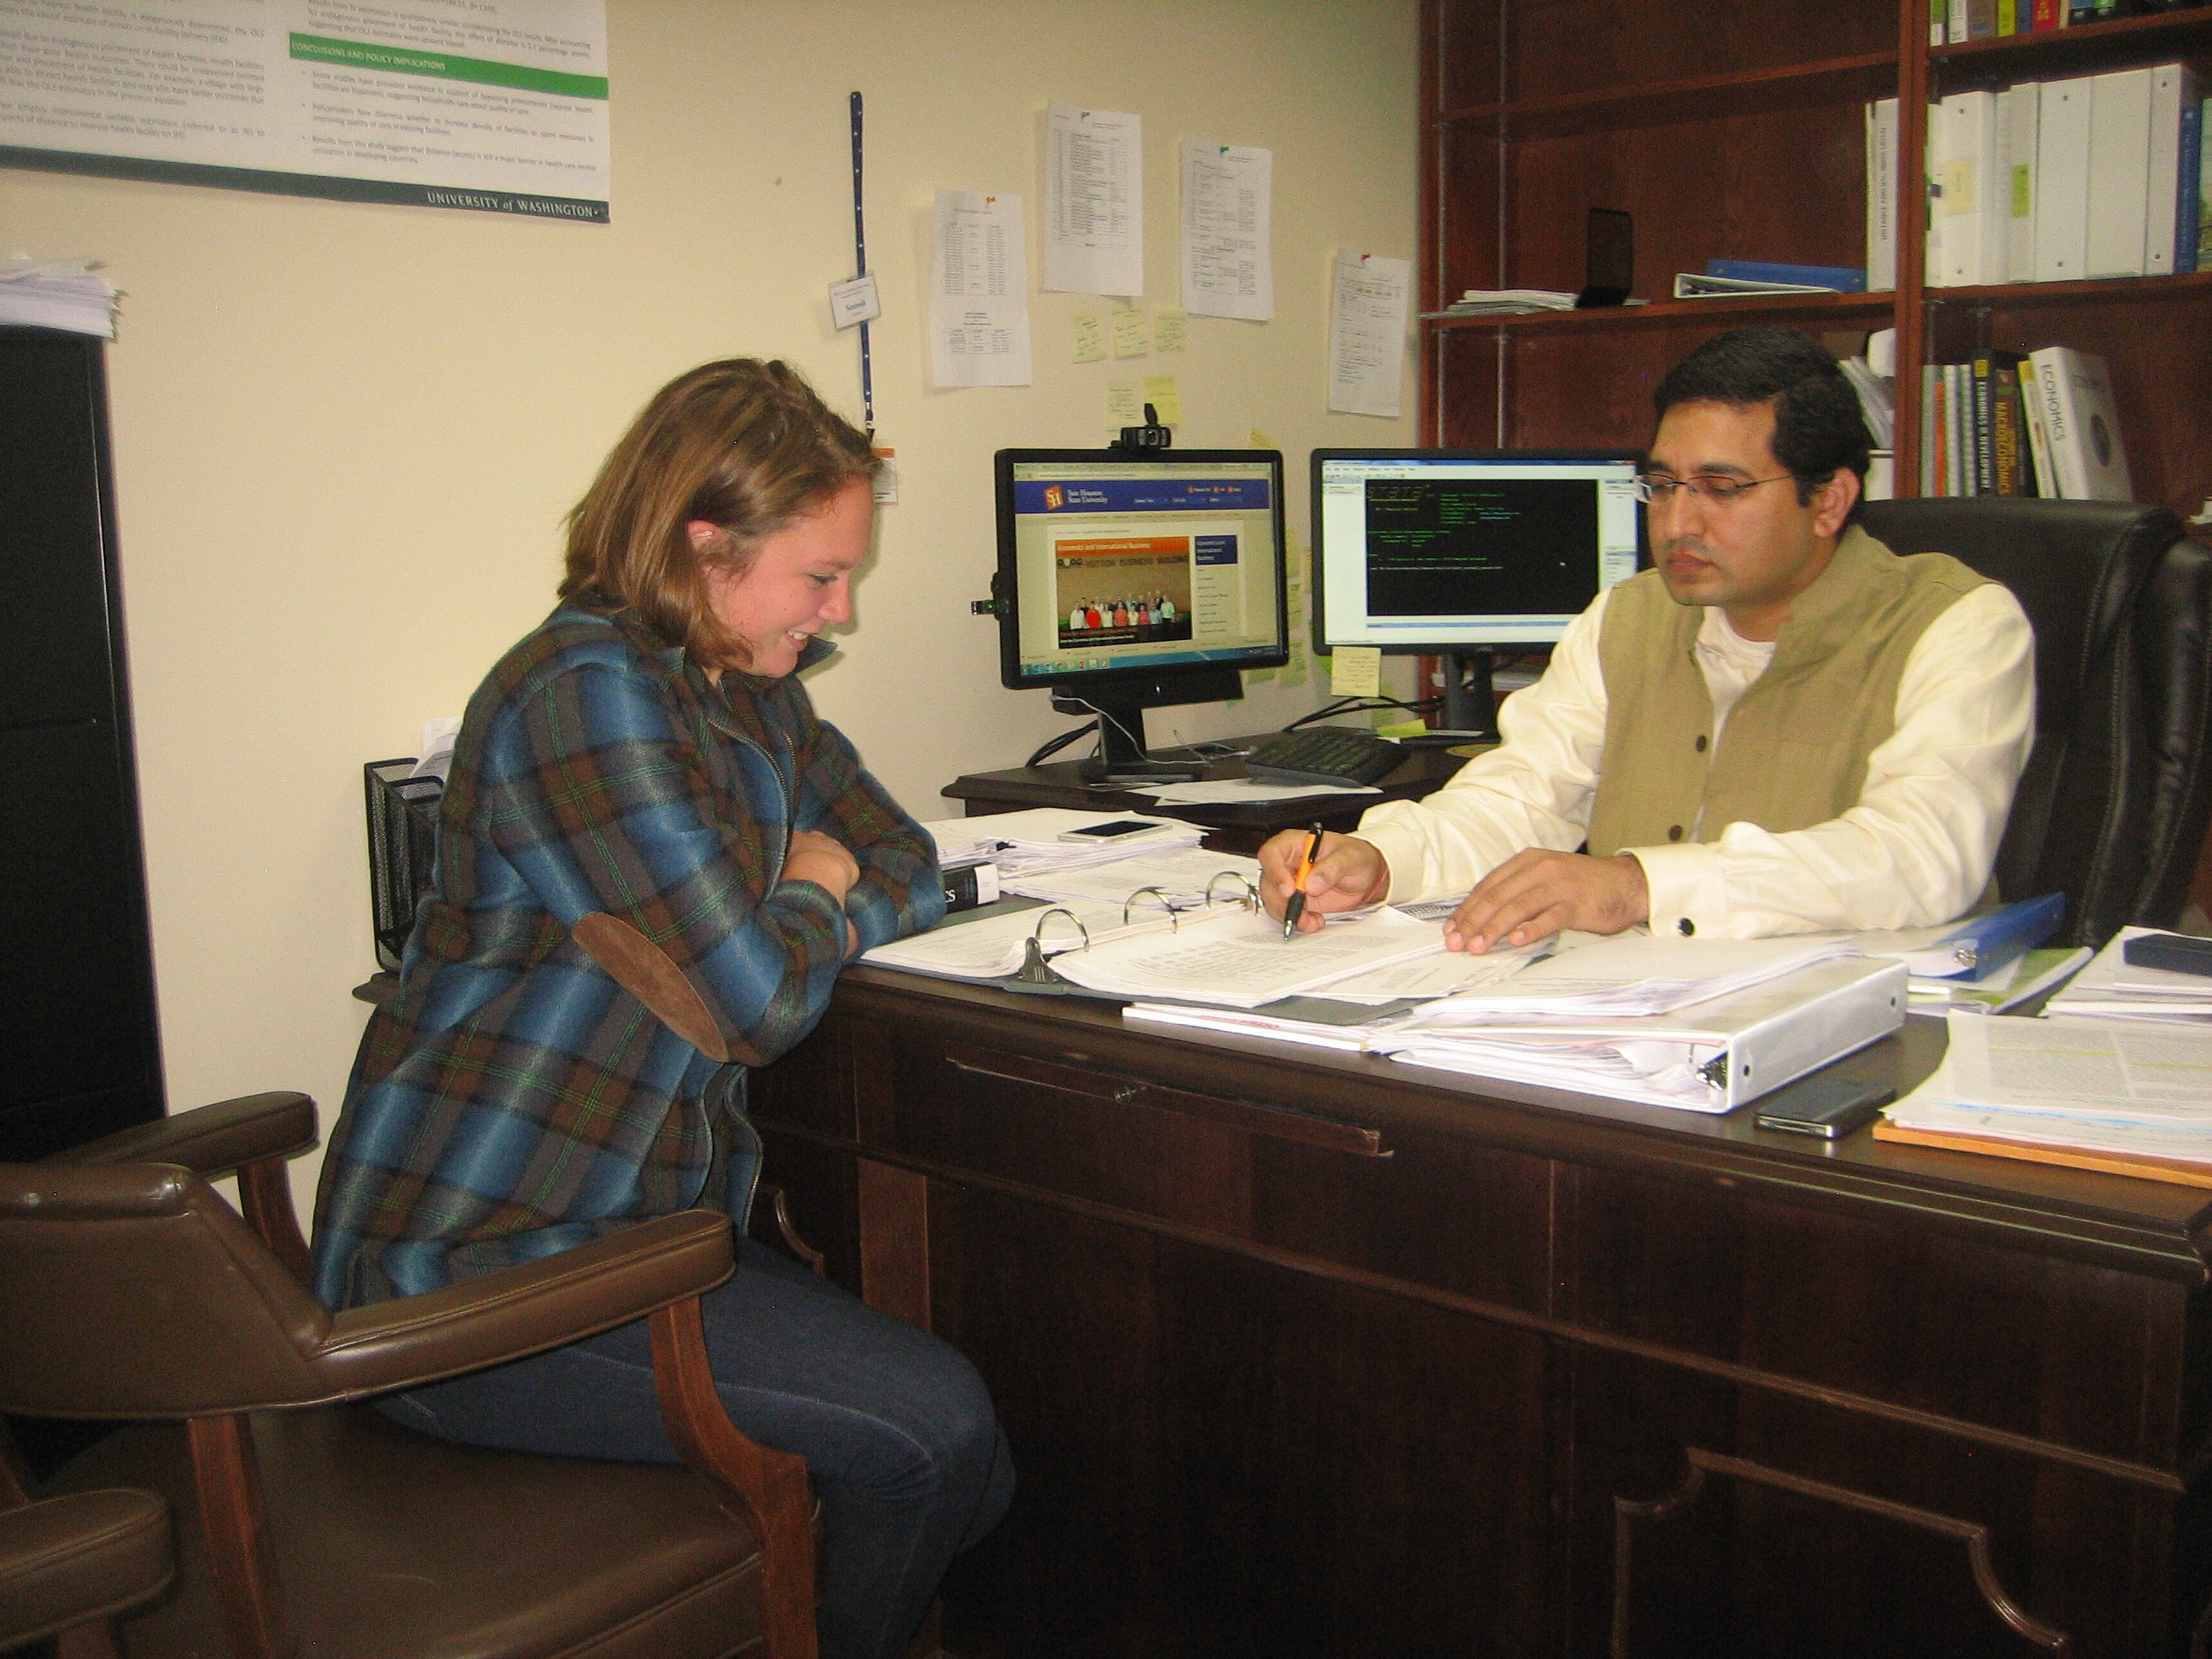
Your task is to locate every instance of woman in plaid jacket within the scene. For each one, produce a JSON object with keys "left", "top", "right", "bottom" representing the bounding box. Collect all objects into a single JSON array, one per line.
[{"left": 311, "top": 360, "right": 1010, "bottom": 1659}]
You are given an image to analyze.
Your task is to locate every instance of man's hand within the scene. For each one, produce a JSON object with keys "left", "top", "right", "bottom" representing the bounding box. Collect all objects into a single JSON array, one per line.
[
  {"left": 1256, "top": 830, "right": 1391, "bottom": 934},
  {"left": 1445, "top": 850, "right": 1648, "bottom": 952},
  {"left": 783, "top": 829, "right": 861, "bottom": 905}
]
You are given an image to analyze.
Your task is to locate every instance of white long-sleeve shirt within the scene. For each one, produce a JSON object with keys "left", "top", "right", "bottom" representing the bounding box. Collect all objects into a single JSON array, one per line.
[{"left": 1357, "top": 581, "right": 2036, "bottom": 938}]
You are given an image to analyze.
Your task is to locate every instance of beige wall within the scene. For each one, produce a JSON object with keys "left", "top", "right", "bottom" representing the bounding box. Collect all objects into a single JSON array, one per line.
[{"left": 2, "top": 0, "right": 1418, "bottom": 1206}]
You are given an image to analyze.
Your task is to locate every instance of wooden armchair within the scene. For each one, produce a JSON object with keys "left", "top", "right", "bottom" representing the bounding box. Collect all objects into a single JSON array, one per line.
[{"left": 0, "top": 1091, "right": 818, "bottom": 1659}]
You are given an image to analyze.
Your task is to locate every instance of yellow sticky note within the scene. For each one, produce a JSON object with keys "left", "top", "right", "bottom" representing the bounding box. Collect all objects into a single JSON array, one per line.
[
  {"left": 1141, "top": 374, "right": 1184, "bottom": 424},
  {"left": 1072, "top": 310, "right": 1107, "bottom": 364},
  {"left": 1330, "top": 645, "right": 1382, "bottom": 697},
  {"left": 1153, "top": 306, "right": 1188, "bottom": 354},
  {"left": 1111, "top": 307, "right": 1150, "bottom": 358},
  {"left": 1249, "top": 427, "right": 1276, "bottom": 451},
  {"left": 1107, "top": 381, "right": 1143, "bottom": 426}
]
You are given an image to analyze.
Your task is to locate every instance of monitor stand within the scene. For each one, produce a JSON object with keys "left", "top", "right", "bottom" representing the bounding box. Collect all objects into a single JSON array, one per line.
[
  {"left": 1053, "top": 690, "right": 1210, "bottom": 785},
  {"left": 1435, "top": 649, "right": 1502, "bottom": 742}
]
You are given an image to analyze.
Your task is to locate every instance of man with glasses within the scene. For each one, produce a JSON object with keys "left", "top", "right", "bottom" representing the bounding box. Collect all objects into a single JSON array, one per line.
[{"left": 1260, "top": 325, "right": 2034, "bottom": 950}]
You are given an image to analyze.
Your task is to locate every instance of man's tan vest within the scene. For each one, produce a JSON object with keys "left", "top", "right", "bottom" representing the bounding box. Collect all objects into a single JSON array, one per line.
[{"left": 1585, "top": 526, "right": 1988, "bottom": 856}]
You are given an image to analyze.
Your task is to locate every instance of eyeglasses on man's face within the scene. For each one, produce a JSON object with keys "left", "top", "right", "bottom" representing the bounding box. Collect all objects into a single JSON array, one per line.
[{"left": 1631, "top": 471, "right": 1796, "bottom": 507}]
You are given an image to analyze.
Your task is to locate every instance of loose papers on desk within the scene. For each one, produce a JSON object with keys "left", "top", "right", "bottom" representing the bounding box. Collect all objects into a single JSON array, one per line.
[
  {"left": 997, "top": 845, "right": 1260, "bottom": 911},
  {"left": 2042, "top": 926, "right": 2212, "bottom": 1026},
  {"left": 1381, "top": 951, "right": 1905, "bottom": 1112},
  {"left": 917, "top": 810, "right": 1199, "bottom": 877},
  {"left": 859, "top": 899, "right": 1173, "bottom": 982},
  {"left": 1051, "top": 905, "right": 1446, "bottom": 1008},
  {"left": 1394, "top": 934, "right": 1863, "bottom": 1022},
  {"left": 1879, "top": 1011, "right": 2212, "bottom": 1177}
]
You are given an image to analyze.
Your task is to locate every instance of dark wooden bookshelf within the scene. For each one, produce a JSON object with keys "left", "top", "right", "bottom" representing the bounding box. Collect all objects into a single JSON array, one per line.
[{"left": 1422, "top": 0, "right": 2212, "bottom": 525}]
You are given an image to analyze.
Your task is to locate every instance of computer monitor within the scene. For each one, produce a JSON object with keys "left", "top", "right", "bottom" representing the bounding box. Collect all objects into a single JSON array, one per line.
[
  {"left": 996, "top": 448, "right": 1288, "bottom": 781},
  {"left": 1310, "top": 448, "right": 1646, "bottom": 736}
]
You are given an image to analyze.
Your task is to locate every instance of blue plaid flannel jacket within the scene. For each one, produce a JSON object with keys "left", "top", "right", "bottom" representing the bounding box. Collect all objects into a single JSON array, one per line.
[{"left": 311, "top": 605, "right": 945, "bottom": 1309}]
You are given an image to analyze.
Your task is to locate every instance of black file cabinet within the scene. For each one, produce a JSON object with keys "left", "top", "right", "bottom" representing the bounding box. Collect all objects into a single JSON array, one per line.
[{"left": 0, "top": 327, "right": 163, "bottom": 1159}]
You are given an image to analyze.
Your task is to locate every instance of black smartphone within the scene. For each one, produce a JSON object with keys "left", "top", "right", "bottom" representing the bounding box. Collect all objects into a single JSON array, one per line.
[
  {"left": 2122, "top": 932, "right": 2212, "bottom": 977},
  {"left": 1753, "top": 1074, "right": 1895, "bottom": 1139}
]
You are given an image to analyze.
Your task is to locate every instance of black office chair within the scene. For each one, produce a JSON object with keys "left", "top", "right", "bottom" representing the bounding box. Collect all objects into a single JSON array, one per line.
[{"left": 1860, "top": 498, "right": 2212, "bottom": 948}]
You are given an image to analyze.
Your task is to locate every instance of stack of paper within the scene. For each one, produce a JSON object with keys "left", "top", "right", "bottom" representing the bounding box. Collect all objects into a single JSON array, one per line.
[
  {"left": 1879, "top": 1010, "right": 2212, "bottom": 1179},
  {"left": 1127, "top": 934, "right": 1906, "bottom": 1116},
  {"left": 1051, "top": 905, "right": 1446, "bottom": 1009},
  {"left": 2043, "top": 927, "right": 2212, "bottom": 1026},
  {"left": 1379, "top": 954, "right": 1904, "bottom": 1113},
  {"left": 1421, "top": 288, "right": 1575, "bottom": 317},
  {"left": 0, "top": 258, "right": 119, "bottom": 337},
  {"left": 1391, "top": 934, "right": 1861, "bottom": 1024},
  {"left": 917, "top": 810, "right": 1202, "bottom": 881},
  {"left": 1001, "top": 845, "right": 1262, "bottom": 911}
]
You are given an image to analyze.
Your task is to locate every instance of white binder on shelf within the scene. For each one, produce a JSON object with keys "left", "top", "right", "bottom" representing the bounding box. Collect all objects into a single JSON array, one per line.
[
  {"left": 2086, "top": 67, "right": 2154, "bottom": 280},
  {"left": 2145, "top": 63, "right": 2201, "bottom": 276},
  {"left": 2035, "top": 77, "right": 2093, "bottom": 282},
  {"left": 2001, "top": 85, "right": 2038, "bottom": 283}
]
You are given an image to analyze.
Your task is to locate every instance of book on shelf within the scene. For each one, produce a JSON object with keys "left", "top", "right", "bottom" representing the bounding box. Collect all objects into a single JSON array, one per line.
[
  {"left": 1866, "top": 99, "right": 1899, "bottom": 292},
  {"left": 2029, "top": 345, "right": 2134, "bottom": 499},
  {"left": 1921, "top": 349, "right": 2054, "bottom": 499},
  {"left": 2177, "top": 96, "right": 2203, "bottom": 275},
  {"left": 2200, "top": 97, "right": 2212, "bottom": 268}
]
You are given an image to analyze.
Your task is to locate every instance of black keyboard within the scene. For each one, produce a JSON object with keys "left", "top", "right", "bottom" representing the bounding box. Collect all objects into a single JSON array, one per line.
[{"left": 1243, "top": 728, "right": 1404, "bottom": 788}]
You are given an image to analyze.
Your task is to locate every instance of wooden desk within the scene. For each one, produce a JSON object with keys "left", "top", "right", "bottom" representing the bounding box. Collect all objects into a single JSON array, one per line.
[
  {"left": 941, "top": 733, "right": 1477, "bottom": 854},
  {"left": 751, "top": 969, "right": 2212, "bottom": 1659}
]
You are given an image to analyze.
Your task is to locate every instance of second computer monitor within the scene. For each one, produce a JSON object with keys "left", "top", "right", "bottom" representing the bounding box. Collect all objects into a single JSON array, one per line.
[{"left": 1311, "top": 448, "right": 1644, "bottom": 734}]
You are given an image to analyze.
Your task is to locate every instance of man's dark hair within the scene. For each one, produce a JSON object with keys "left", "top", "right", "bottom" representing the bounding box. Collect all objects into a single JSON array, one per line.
[{"left": 1652, "top": 326, "right": 1871, "bottom": 523}]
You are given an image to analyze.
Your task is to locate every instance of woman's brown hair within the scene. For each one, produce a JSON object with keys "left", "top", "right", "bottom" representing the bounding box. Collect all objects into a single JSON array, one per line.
[{"left": 559, "top": 358, "right": 877, "bottom": 666}]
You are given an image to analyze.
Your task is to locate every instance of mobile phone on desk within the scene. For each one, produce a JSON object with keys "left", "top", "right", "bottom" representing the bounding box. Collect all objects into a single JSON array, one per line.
[
  {"left": 1753, "top": 1074, "right": 1895, "bottom": 1140},
  {"left": 2122, "top": 933, "right": 2212, "bottom": 977},
  {"left": 1057, "top": 818, "right": 1164, "bottom": 844}
]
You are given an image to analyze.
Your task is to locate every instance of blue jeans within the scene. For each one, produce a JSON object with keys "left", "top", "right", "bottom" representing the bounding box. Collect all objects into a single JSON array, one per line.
[{"left": 376, "top": 1237, "right": 1014, "bottom": 1659}]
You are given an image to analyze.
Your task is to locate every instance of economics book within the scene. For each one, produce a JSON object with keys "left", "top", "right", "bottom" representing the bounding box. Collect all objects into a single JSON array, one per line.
[{"left": 2029, "top": 346, "right": 2133, "bottom": 501}]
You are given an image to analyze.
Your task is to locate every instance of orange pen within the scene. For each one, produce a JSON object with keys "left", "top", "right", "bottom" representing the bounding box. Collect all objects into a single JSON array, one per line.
[{"left": 1281, "top": 822, "right": 1325, "bottom": 939}]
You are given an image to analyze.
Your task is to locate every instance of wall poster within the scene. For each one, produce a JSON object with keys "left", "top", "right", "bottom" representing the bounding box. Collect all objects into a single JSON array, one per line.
[{"left": 0, "top": 0, "right": 609, "bottom": 221}]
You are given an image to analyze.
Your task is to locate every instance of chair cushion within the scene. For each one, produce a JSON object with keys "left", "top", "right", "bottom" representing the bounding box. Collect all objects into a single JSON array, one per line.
[
  {"left": 0, "top": 1488, "right": 171, "bottom": 1648},
  {"left": 46, "top": 1406, "right": 765, "bottom": 1659}
]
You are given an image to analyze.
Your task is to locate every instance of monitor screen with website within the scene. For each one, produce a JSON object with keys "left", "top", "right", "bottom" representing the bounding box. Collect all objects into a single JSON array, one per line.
[
  {"left": 1310, "top": 448, "right": 1645, "bottom": 735},
  {"left": 995, "top": 449, "right": 1287, "bottom": 779}
]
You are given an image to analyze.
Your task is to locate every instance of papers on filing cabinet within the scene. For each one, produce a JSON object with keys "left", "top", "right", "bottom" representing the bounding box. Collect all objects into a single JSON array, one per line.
[
  {"left": 1051, "top": 905, "right": 1446, "bottom": 1008},
  {"left": 2042, "top": 927, "right": 2212, "bottom": 1025},
  {"left": 1390, "top": 934, "right": 1863, "bottom": 1024}
]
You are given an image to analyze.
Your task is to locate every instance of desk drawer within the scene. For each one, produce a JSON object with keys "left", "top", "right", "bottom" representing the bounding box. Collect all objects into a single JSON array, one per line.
[{"left": 887, "top": 1031, "right": 1555, "bottom": 1317}]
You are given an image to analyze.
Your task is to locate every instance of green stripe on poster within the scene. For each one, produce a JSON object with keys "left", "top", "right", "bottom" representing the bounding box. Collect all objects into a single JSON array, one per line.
[{"left": 288, "top": 34, "right": 608, "bottom": 100}]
